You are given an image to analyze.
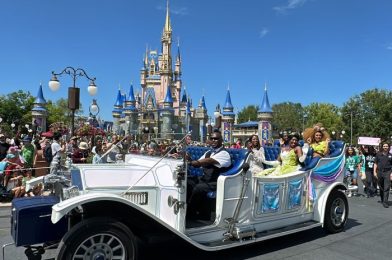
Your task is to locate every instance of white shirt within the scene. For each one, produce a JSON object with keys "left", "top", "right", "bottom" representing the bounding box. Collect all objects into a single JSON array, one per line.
[{"left": 199, "top": 147, "right": 231, "bottom": 168}]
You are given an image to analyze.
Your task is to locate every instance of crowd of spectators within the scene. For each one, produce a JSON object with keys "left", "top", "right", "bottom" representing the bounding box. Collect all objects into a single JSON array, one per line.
[{"left": 1, "top": 125, "right": 391, "bottom": 207}]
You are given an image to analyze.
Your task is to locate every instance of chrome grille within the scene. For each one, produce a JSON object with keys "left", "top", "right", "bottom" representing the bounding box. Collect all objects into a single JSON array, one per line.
[{"left": 123, "top": 192, "right": 148, "bottom": 205}]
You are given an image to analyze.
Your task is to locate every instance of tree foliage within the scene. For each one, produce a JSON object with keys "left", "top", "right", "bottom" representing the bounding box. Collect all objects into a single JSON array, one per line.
[
  {"left": 237, "top": 105, "right": 259, "bottom": 124},
  {"left": 46, "top": 98, "right": 71, "bottom": 127},
  {"left": 271, "top": 102, "right": 304, "bottom": 133},
  {"left": 305, "top": 102, "right": 343, "bottom": 134},
  {"left": 0, "top": 90, "right": 35, "bottom": 135},
  {"left": 341, "top": 88, "right": 392, "bottom": 143}
]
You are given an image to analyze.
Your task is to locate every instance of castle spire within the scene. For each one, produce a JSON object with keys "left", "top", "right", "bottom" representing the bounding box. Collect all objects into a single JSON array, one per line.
[
  {"left": 164, "top": 85, "right": 173, "bottom": 104},
  {"left": 128, "top": 83, "right": 136, "bottom": 103},
  {"left": 259, "top": 83, "right": 272, "bottom": 113},
  {"left": 35, "top": 84, "right": 46, "bottom": 105},
  {"left": 164, "top": 0, "right": 172, "bottom": 32},
  {"left": 223, "top": 89, "right": 234, "bottom": 110},
  {"left": 176, "top": 38, "right": 181, "bottom": 61}
]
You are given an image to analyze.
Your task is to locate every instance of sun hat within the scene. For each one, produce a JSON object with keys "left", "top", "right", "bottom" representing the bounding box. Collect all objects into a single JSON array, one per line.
[{"left": 78, "top": 142, "right": 89, "bottom": 150}]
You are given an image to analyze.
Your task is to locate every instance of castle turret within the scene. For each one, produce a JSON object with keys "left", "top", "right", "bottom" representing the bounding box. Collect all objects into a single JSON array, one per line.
[
  {"left": 112, "top": 89, "right": 123, "bottom": 134},
  {"left": 179, "top": 87, "right": 187, "bottom": 117},
  {"left": 221, "top": 88, "right": 235, "bottom": 144},
  {"left": 195, "top": 95, "right": 209, "bottom": 143},
  {"left": 258, "top": 83, "right": 273, "bottom": 145},
  {"left": 31, "top": 84, "right": 47, "bottom": 133},
  {"left": 161, "top": 85, "right": 174, "bottom": 139},
  {"left": 124, "top": 84, "right": 139, "bottom": 135}
]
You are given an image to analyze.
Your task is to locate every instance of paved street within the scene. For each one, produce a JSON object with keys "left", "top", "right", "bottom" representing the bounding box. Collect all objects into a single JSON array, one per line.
[{"left": 1, "top": 191, "right": 392, "bottom": 260}]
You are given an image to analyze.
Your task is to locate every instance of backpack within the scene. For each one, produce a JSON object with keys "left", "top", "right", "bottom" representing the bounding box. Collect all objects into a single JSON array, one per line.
[{"left": 44, "top": 145, "right": 53, "bottom": 163}]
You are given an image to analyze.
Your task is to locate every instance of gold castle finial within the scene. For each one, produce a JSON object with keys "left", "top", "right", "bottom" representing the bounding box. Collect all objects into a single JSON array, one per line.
[{"left": 164, "top": 0, "right": 172, "bottom": 32}]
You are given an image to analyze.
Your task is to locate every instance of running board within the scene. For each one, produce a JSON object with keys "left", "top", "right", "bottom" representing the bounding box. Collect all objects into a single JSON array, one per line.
[{"left": 200, "top": 221, "right": 321, "bottom": 248}]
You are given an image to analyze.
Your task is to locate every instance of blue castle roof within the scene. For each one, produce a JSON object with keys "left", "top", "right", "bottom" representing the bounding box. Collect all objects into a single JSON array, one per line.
[
  {"left": 128, "top": 84, "right": 136, "bottom": 102},
  {"left": 201, "top": 96, "right": 207, "bottom": 110},
  {"left": 234, "top": 121, "right": 259, "bottom": 128},
  {"left": 35, "top": 84, "right": 46, "bottom": 104},
  {"left": 259, "top": 86, "right": 272, "bottom": 113},
  {"left": 114, "top": 90, "right": 123, "bottom": 107},
  {"left": 164, "top": 86, "right": 173, "bottom": 103},
  {"left": 181, "top": 89, "right": 187, "bottom": 103},
  {"left": 31, "top": 106, "right": 46, "bottom": 112},
  {"left": 223, "top": 89, "right": 233, "bottom": 110}
]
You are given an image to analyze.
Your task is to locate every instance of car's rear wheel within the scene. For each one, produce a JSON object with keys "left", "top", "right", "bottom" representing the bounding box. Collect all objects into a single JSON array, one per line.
[
  {"left": 323, "top": 189, "right": 348, "bottom": 233},
  {"left": 57, "top": 217, "right": 138, "bottom": 260}
]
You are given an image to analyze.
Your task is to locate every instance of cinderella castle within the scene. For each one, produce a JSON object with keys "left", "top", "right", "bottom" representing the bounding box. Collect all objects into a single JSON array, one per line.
[
  {"left": 30, "top": 2, "right": 274, "bottom": 145},
  {"left": 110, "top": 2, "right": 274, "bottom": 144}
]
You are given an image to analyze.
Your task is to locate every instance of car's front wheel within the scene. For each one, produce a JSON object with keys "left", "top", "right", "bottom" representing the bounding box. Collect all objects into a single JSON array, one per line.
[
  {"left": 57, "top": 217, "right": 138, "bottom": 260},
  {"left": 323, "top": 189, "right": 348, "bottom": 233}
]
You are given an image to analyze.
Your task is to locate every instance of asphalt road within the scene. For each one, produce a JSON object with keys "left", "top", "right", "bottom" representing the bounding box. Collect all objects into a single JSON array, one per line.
[{"left": 1, "top": 191, "right": 392, "bottom": 260}]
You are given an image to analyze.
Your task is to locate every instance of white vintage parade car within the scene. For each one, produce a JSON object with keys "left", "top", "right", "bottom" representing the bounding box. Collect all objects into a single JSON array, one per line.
[{"left": 5, "top": 140, "right": 347, "bottom": 260}]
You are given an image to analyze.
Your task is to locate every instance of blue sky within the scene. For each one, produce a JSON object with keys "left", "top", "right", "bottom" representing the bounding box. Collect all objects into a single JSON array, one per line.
[{"left": 1, "top": 0, "right": 391, "bottom": 120}]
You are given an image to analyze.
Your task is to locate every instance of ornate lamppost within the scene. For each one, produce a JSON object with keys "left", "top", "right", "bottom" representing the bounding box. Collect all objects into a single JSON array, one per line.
[
  {"left": 89, "top": 99, "right": 100, "bottom": 127},
  {"left": 48, "top": 67, "right": 97, "bottom": 136}
]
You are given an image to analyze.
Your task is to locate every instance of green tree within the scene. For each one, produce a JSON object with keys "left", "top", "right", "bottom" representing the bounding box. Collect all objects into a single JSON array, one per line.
[
  {"left": 305, "top": 103, "right": 343, "bottom": 137},
  {"left": 0, "top": 90, "right": 35, "bottom": 135},
  {"left": 341, "top": 88, "right": 392, "bottom": 143},
  {"left": 237, "top": 105, "right": 259, "bottom": 124},
  {"left": 272, "top": 102, "right": 304, "bottom": 133}
]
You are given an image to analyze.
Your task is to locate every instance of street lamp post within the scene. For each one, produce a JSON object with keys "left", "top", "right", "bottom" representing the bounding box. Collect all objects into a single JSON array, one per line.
[
  {"left": 349, "top": 111, "right": 353, "bottom": 145},
  {"left": 89, "top": 99, "right": 100, "bottom": 127},
  {"left": 48, "top": 67, "right": 97, "bottom": 137}
]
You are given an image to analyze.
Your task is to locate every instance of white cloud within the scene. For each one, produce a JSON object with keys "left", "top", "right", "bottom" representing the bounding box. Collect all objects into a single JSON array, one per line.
[
  {"left": 274, "top": 0, "right": 308, "bottom": 14},
  {"left": 259, "top": 28, "right": 269, "bottom": 38},
  {"left": 156, "top": 5, "right": 188, "bottom": 16}
]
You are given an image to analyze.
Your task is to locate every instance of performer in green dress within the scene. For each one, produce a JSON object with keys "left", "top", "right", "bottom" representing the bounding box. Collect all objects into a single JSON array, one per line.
[{"left": 256, "top": 133, "right": 303, "bottom": 177}]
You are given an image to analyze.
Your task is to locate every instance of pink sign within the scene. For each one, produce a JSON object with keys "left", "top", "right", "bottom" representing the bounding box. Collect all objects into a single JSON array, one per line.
[{"left": 357, "top": 137, "right": 381, "bottom": 146}]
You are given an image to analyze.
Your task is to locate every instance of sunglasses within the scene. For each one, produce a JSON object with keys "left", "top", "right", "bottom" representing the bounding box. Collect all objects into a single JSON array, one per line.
[{"left": 210, "top": 137, "right": 220, "bottom": 141}]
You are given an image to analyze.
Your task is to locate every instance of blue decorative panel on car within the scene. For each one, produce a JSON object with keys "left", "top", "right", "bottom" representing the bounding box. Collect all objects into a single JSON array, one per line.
[
  {"left": 261, "top": 183, "right": 280, "bottom": 213},
  {"left": 287, "top": 178, "right": 303, "bottom": 210}
]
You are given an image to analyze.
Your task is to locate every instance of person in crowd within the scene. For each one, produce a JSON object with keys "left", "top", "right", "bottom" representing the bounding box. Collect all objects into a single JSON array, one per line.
[
  {"left": 9, "top": 170, "right": 23, "bottom": 196},
  {"left": 344, "top": 147, "right": 361, "bottom": 197},
  {"left": 33, "top": 140, "right": 49, "bottom": 177},
  {"left": 233, "top": 138, "right": 242, "bottom": 149},
  {"left": 186, "top": 130, "right": 232, "bottom": 220},
  {"left": 357, "top": 148, "right": 367, "bottom": 195},
  {"left": 92, "top": 145, "right": 107, "bottom": 164},
  {"left": 303, "top": 123, "right": 330, "bottom": 157},
  {"left": 12, "top": 169, "right": 35, "bottom": 198},
  {"left": 2, "top": 147, "right": 24, "bottom": 187},
  {"left": 374, "top": 142, "right": 392, "bottom": 208},
  {"left": 72, "top": 142, "right": 89, "bottom": 164},
  {"left": 362, "top": 146, "right": 377, "bottom": 198},
  {"left": 51, "top": 132, "right": 66, "bottom": 164},
  {"left": 66, "top": 136, "right": 78, "bottom": 157},
  {"left": 21, "top": 135, "right": 35, "bottom": 170},
  {"left": 247, "top": 135, "right": 266, "bottom": 174},
  {"left": 256, "top": 133, "right": 304, "bottom": 177},
  {"left": 279, "top": 130, "right": 290, "bottom": 151},
  {"left": 106, "top": 134, "right": 122, "bottom": 163},
  {"left": 91, "top": 137, "right": 102, "bottom": 155},
  {"left": 0, "top": 134, "right": 10, "bottom": 161}
]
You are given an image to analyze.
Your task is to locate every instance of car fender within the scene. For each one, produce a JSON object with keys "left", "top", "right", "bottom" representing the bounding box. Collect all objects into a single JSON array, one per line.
[
  {"left": 313, "top": 182, "right": 347, "bottom": 224},
  {"left": 51, "top": 192, "right": 149, "bottom": 224}
]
